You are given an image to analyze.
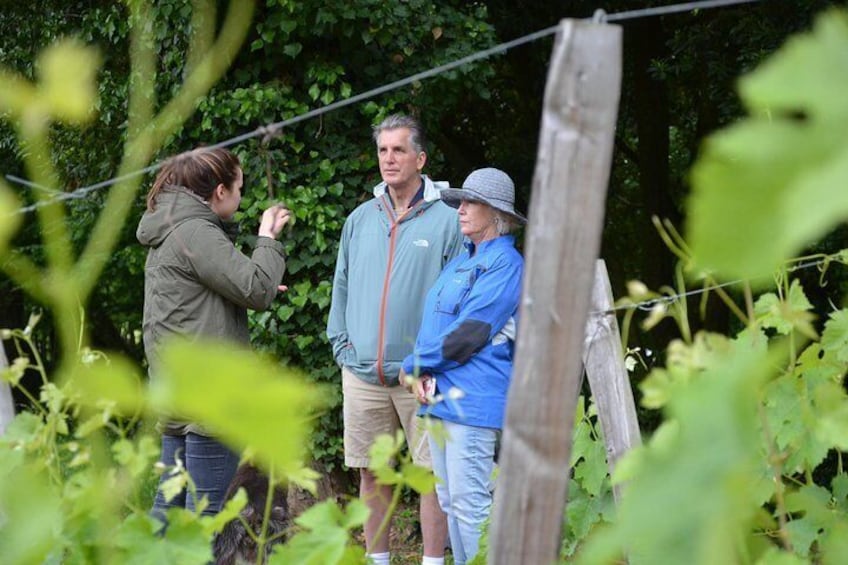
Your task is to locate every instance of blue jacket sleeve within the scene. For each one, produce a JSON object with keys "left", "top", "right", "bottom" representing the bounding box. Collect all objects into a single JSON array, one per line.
[{"left": 403, "top": 251, "right": 522, "bottom": 375}]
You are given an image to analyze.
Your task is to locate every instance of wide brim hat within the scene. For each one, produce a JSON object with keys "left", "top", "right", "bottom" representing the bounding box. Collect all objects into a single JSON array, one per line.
[{"left": 439, "top": 167, "right": 527, "bottom": 225}]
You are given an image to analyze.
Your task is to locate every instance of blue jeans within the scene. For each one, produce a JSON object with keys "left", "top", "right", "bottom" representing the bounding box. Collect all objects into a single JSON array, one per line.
[
  {"left": 151, "top": 433, "right": 240, "bottom": 524},
  {"left": 429, "top": 420, "right": 498, "bottom": 565}
]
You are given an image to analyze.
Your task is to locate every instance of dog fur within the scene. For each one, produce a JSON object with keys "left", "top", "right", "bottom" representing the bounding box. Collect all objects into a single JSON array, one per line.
[{"left": 213, "top": 463, "right": 290, "bottom": 565}]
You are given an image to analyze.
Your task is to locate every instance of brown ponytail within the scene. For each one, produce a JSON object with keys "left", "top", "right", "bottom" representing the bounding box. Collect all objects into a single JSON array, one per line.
[{"left": 146, "top": 147, "right": 241, "bottom": 211}]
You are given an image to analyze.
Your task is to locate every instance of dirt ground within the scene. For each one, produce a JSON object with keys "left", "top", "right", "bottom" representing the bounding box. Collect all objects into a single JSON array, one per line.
[{"left": 289, "top": 481, "right": 445, "bottom": 564}]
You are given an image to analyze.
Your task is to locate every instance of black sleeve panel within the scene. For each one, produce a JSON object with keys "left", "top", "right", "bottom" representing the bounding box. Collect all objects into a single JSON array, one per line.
[{"left": 443, "top": 319, "right": 492, "bottom": 365}]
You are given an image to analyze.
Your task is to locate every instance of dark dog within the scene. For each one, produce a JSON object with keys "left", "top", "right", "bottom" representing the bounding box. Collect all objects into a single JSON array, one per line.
[{"left": 213, "top": 463, "right": 290, "bottom": 565}]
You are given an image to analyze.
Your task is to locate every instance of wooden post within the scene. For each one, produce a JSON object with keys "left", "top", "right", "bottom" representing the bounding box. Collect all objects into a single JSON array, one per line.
[
  {"left": 488, "top": 19, "right": 621, "bottom": 565},
  {"left": 0, "top": 342, "right": 13, "bottom": 436},
  {"left": 583, "top": 259, "right": 642, "bottom": 504}
]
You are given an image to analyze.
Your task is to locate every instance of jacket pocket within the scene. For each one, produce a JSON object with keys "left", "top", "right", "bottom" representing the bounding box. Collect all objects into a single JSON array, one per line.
[{"left": 435, "top": 268, "right": 477, "bottom": 315}]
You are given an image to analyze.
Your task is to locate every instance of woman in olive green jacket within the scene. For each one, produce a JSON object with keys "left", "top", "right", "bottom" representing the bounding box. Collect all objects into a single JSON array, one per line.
[{"left": 137, "top": 147, "right": 289, "bottom": 523}]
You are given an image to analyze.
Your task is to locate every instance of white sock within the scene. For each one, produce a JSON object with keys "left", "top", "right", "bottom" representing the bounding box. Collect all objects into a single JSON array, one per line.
[
  {"left": 422, "top": 556, "right": 445, "bottom": 565},
  {"left": 366, "top": 551, "right": 390, "bottom": 565}
]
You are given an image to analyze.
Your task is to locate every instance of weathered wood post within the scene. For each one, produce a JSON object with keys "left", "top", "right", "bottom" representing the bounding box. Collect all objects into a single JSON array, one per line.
[
  {"left": 0, "top": 342, "right": 14, "bottom": 436},
  {"left": 583, "top": 259, "right": 642, "bottom": 504},
  {"left": 488, "top": 18, "right": 622, "bottom": 565}
]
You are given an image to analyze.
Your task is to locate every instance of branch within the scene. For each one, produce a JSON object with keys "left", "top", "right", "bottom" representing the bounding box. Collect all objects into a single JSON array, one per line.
[
  {"left": 75, "top": 0, "right": 256, "bottom": 299},
  {"left": 1, "top": 254, "right": 48, "bottom": 304}
]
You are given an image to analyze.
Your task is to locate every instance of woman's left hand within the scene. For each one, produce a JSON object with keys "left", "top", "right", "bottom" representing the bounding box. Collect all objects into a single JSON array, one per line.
[{"left": 412, "top": 375, "right": 433, "bottom": 405}]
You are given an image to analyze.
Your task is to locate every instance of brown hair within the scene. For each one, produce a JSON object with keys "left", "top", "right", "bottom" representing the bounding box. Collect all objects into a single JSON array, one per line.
[{"left": 146, "top": 147, "right": 241, "bottom": 211}]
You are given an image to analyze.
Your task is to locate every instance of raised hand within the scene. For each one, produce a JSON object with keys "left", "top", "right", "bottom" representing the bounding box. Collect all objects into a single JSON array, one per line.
[{"left": 258, "top": 204, "right": 291, "bottom": 239}]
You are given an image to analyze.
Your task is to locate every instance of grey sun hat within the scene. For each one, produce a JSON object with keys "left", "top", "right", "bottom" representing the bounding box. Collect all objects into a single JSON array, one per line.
[{"left": 439, "top": 167, "right": 527, "bottom": 224}]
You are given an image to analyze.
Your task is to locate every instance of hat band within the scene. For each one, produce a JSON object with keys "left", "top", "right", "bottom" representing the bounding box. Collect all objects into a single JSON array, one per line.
[{"left": 461, "top": 188, "right": 515, "bottom": 207}]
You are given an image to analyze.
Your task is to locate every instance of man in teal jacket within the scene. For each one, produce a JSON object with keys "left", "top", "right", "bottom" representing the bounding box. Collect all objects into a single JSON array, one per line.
[{"left": 327, "top": 114, "right": 463, "bottom": 565}]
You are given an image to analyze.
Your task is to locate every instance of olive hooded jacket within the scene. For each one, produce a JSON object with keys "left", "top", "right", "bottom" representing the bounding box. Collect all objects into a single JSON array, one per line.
[{"left": 137, "top": 185, "right": 286, "bottom": 435}]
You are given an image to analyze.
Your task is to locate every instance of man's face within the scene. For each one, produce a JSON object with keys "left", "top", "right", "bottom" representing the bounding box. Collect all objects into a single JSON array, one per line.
[{"left": 377, "top": 127, "right": 426, "bottom": 191}]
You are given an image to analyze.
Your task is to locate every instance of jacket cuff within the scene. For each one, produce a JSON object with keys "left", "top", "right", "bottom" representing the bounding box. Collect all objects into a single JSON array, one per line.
[
  {"left": 401, "top": 355, "right": 415, "bottom": 375},
  {"left": 255, "top": 236, "right": 286, "bottom": 256}
]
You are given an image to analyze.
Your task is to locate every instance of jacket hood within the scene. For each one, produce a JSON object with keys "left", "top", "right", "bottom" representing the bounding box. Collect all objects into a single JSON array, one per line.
[
  {"left": 137, "top": 185, "right": 228, "bottom": 248},
  {"left": 372, "top": 174, "right": 446, "bottom": 202}
]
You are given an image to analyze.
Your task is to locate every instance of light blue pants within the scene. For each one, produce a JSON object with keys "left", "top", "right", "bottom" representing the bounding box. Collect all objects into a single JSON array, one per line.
[{"left": 429, "top": 420, "right": 498, "bottom": 565}]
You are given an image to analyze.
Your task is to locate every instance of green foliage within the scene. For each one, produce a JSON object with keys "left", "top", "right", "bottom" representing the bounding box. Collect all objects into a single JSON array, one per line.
[
  {"left": 688, "top": 9, "right": 848, "bottom": 284},
  {"left": 270, "top": 500, "right": 368, "bottom": 564},
  {"left": 559, "top": 10, "right": 848, "bottom": 564}
]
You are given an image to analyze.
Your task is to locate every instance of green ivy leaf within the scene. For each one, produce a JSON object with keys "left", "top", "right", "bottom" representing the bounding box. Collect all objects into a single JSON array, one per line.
[
  {"left": 687, "top": 10, "right": 848, "bottom": 283},
  {"left": 282, "top": 41, "right": 301, "bottom": 59}
]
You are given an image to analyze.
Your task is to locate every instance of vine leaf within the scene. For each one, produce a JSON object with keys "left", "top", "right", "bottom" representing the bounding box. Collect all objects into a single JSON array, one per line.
[
  {"left": 754, "top": 279, "right": 816, "bottom": 337},
  {"left": 687, "top": 9, "right": 848, "bottom": 284},
  {"left": 270, "top": 500, "right": 367, "bottom": 565},
  {"left": 821, "top": 309, "right": 848, "bottom": 363},
  {"left": 152, "top": 340, "right": 325, "bottom": 485}
]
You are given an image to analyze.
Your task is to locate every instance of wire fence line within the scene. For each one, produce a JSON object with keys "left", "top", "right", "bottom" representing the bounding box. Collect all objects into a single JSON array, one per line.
[
  {"left": 5, "top": 0, "right": 764, "bottom": 216},
  {"left": 591, "top": 256, "right": 844, "bottom": 316}
]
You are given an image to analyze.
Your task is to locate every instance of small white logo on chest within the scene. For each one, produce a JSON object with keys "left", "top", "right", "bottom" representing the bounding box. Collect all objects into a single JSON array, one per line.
[{"left": 413, "top": 239, "right": 430, "bottom": 247}]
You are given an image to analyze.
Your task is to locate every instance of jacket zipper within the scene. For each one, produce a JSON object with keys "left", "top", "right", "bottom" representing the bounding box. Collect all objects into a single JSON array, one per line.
[{"left": 375, "top": 195, "right": 420, "bottom": 386}]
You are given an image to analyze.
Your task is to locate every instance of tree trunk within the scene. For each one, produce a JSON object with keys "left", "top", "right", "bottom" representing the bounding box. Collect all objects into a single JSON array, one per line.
[{"left": 630, "top": 18, "right": 677, "bottom": 289}]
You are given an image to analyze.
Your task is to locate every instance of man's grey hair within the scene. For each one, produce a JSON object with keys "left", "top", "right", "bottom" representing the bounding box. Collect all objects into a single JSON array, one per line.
[{"left": 372, "top": 114, "right": 427, "bottom": 154}]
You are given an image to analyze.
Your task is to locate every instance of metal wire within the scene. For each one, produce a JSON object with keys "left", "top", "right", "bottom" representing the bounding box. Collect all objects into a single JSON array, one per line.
[
  {"left": 4, "top": 0, "right": 764, "bottom": 215},
  {"left": 590, "top": 257, "right": 837, "bottom": 316}
]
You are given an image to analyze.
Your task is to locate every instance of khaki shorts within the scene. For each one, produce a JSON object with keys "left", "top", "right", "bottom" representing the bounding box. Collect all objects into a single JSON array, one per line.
[{"left": 342, "top": 366, "right": 432, "bottom": 469}]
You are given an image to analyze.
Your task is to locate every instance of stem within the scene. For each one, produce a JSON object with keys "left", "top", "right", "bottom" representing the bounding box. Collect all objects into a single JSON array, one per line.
[
  {"left": 757, "top": 403, "right": 793, "bottom": 552},
  {"left": 0, "top": 254, "right": 49, "bottom": 303},
  {"left": 13, "top": 379, "right": 47, "bottom": 417},
  {"left": 620, "top": 307, "right": 635, "bottom": 352},
  {"left": 255, "top": 465, "right": 276, "bottom": 565},
  {"left": 652, "top": 215, "right": 689, "bottom": 262},
  {"left": 674, "top": 265, "right": 691, "bottom": 343},
  {"left": 19, "top": 121, "right": 74, "bottom": 275},
  {"left": 75, "top": 0, "right": 256, "bottom": 300},
  {"left": 711, "top": 283, "right": 749, "bottom": 325},
  {"left": 22, "top": 333, "right": 48, "bottom": 388},
  {"left": 373, "top": 483, "right": 403, "bottom": 551},
  {"left": 743, "top": 282, "right": 755, "bottom": 329}
]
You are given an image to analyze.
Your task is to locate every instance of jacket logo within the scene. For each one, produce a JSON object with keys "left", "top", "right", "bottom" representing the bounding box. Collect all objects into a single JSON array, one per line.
[{"left": 413, "top": 239, "right": 430, "bottom": 247}]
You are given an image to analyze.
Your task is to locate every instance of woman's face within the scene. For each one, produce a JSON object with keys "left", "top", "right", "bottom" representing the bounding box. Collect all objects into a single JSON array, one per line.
[
  {"left": 213, "top": 167, "right": 243, "bottom": 220},
  {"left": 458, "top": 199, "right": 498, "bottom": 244}
]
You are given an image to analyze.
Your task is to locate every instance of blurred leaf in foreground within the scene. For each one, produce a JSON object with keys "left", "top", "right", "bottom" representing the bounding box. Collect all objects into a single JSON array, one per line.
[
  {"left": 151, "top": 339, "right": 327, "bottom": 484},
  {"left": 578, "top": 335, "right": 778, "bottom": 564},
  {"left": 688, "top": 9, "right": 848, "bottom": 284}
]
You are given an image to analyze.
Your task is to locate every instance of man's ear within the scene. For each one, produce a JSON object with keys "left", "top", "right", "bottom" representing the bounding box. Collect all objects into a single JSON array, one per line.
[{"left": 417, "top": 151, "right": 427, "bottom": 171}]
